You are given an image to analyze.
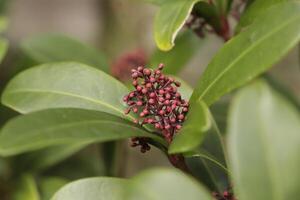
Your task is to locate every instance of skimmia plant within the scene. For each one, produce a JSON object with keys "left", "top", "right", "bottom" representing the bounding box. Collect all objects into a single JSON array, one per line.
[{"left": 0, "top": 0, "right": 299, "bottom": 200}]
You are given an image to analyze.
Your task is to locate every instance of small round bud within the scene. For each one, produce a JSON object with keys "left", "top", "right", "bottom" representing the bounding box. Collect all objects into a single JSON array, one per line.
[
  {"left": 137, "top": 66, "right": 143, "bottom": 72},
  {"left": 133, "top": 107, "right": 138, "bottom": 113},
  {"left": 149, "top": 92, "right": 156, "bottom": 98},
  {"left": 132, "top": 80, "right": 138, "bottom": 86},
  {"left": 176, "top": 125, "right": 182, "bottom": 130},
  {"left": 158, "top": 89, "right": 164, "bottom": 95},
  {"left": 159, "top": 110, "right": 165, "bottom": 115},
  {"left": 142, "top": 88, "right": 148, "bottom": 94},
  {"left": 165, "top": 124, "right": 171, "bottom": 129},
  {"left": 150, "top": 77, "right": 156, "bottom": 83},
  {"left": 146, "top": 83, "right": 152, "bottom": 88},
  {"left": 158, "top": 97, "right": 164, "bottom": 102},
  {"left": 164, "top": 100, "right": 170, "bottom": 105},
  {"left": 136, "top": 85, "right": 142, "bottom": 91},
  {"left": 132, "top": 72, "right": 138, "bottom": 78},
  {"left": 170, "top": 118, "right": 176, "bottom": 123},
  {"left": 149, "top": 99, "right": 155, "bottom": 104},
  {"left": 137, "top": 101, "right": 143, "bottom": 106},
  {"left": 178, "top": 114, "right": 185, "bottom": 120},
  {"left": 165, "top": 93, "right": 171, "bottom": 100},
  {"left": 155, "top": 123, "right": 161, "bottom": 129},
  {"left": 143, "top": 69, "right": 151, "bottom": 76},
  {"left": 158, "top": 63, "right": 164, "bottom": 70},
  {"left": 183, "top": 107, "right": 188, "bottom": 112}
]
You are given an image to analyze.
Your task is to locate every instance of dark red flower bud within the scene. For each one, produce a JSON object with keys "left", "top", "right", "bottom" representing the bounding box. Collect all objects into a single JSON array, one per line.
[{"left": 123, "top": 63, "right": 190, "bottom": 152}]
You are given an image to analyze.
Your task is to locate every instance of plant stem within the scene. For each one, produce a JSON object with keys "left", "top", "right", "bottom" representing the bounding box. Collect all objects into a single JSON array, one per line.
[{"left": 167, "top": 154, "right": 191, "bottom": 174}]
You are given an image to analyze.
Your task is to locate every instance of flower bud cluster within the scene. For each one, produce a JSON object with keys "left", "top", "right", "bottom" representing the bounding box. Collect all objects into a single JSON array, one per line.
[{"left": 123, "top": 64, "right": 189, "bottom": 152}]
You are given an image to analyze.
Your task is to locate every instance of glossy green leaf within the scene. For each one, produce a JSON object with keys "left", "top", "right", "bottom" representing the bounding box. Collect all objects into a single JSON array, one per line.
[
  {"left": 169, "top": 100, "right": 210, "bottom": 154},
  {"left": 236, "top": 0, "right": 289, "bottom": 32},
  {"left": 40, "top": 177, "right": 68, "bottom": 200},
  {"left": 150, "top": 31, "right": 203, "bottom": 74},
  {"left": 126, "top": 168, "right": 212, "bottom": 200},
  {"left": 0, "top": 38, "right": 8, "bottom": 63},
  {"left": 190, "top": 2, "right": 300, "bottom": 106},
  {"left": 0, "top": 108, "right": 162, "bottom": 156},
  {"left": 154, "top": 0, "right": 202, "bottom": 51},
  {"left": 12, "top": 174, "right": 40, "bottom": 200},
  {"left": 2, "top": 62, "right": 132, "bottom": 120},
  {"left": 228, "top": 80, "right": 300, "bottom": 199},
  {"left": 51, "top": 177, "right": 126, "bottom": 200},
  {"left": 21, "top": 34, "right": 109, "bottom": 72}
]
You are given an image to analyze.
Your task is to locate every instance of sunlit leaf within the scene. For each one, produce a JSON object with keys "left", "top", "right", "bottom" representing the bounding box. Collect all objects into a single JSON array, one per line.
[
  {"left": 51, "top": 177, "right": 126, "bottom": 200},
  {"left": 2, "top": 62, "right": 132, "bottom": 120},
  {"left": 126, "top": 168, "right": 213, "bottom": 200}
]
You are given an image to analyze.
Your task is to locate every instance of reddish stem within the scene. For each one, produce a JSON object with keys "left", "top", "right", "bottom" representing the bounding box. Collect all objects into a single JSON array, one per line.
[
  {"left": 218, "top": 15, "right": 231, "bottom": 41},
  {"left": 168, "top": 154, "right": 190, "bottom": 173}
]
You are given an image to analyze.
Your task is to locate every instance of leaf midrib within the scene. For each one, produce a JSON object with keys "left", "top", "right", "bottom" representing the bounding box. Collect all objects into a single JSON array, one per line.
[
  {"left": 198, "top": 14, "right": 300, "bottom": 102},
  {"left": 4, "top": 88, "right": 133, "bottom": 120}
]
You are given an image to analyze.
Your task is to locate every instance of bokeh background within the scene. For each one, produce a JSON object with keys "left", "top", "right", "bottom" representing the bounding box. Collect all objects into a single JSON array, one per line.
[{"left": 0, "top": 0, "right": 299, "bottom": 187}]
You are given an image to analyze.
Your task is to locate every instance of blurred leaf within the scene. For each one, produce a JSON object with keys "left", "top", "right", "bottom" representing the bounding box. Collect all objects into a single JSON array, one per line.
[
  {"left": 18, "top": 143, "right": 87, "bottom": 172},
  {"left": 0, "top": 38, "right": 8, "bottom": 63},
  {"left": 150, "top": 31, "right": 203, "bottom": 74},
  {"left": 40, "top": 177, "right": 68, "bottom": 200},
  {"left": 142, "top": 0, "right": 168, "bottom": 5},
  {"left": 169, "top": 100, "right": 210, "bottom": 154},
  {"left": 236, "top": 0, "right": 290, "bottom": 32},
  {"left": 154, "top": 0, "right": 202, "bottom": 51},
  {"left": 127, "top": 168, "right": 212, "bottom": 200},
  {"left": 51, "top": 177, "right": 126, "bottom": 200},
  {"left": 190, "top": 2, "right": 300, "bottom": 106},
  {"left": 0, "top": 16, "right": 7, "bottom": 33},
  {"left": 12, "top": 174, "right": 40, "bottom": 200},
  {"left": 228, "top": 80, "right": 300, "bottom": 199},
  {"left": 1, "top": 62, "right": 133, "bottom": 120},
  {"left": 0, "top": 108, "right": 163, "bottom": 156},
  {"left": 21, "top": 34, "right": 109, "bottom": 72}
]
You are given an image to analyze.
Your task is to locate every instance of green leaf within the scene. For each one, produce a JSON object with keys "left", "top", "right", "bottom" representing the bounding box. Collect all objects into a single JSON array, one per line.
[
  {"left": 126, "top": 168, "right": 213, "bottom": 200},
  {"left": 2, "top": 62, "right": 132, "bottom": 119},
  {"left": 40, "top": 177, "right": 68, "bottom": 200},
  {"left": 228, "top": 80, "right": 300, "bottom": 199},
  {"left": 236, "top": 0, "right": 290, "bottom": 32},
  {"left": 21, "top": 34, "right": 109, "bottom": 72},
  {"left": 0, "top": 16, "right": 8, "bottom": 33},
  {"left": 51, "top": 177, "right": 126, "bottom": 200},
  {"left": 190, "top": 2, "right": 300, "bottom": 106},
  {"left": 12, "top": 174, "right": 40, "bottom": 200},
  {"left": 185, "top": 115, "right": 229, "bottom": 192},
  {"left": 154, "top": 0, "right": 202, "bottom": 51},
  {"left": 143, "top": 0, "right": 168, "bottom": 5},
  {"left": 0, "top": 108, "right": 162, "bottom": 156},
  {"left": 0, "top": 38, "right": 8, "bottom": 63},
  {"left": 19, "top": 143, "right": 87, "bottom": 172},
  {"left": 169, "top": 100, "right": 210, "bottom": 154},
  {"left": 150, "top": 31, "right": 203, "bottom": 74}
]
